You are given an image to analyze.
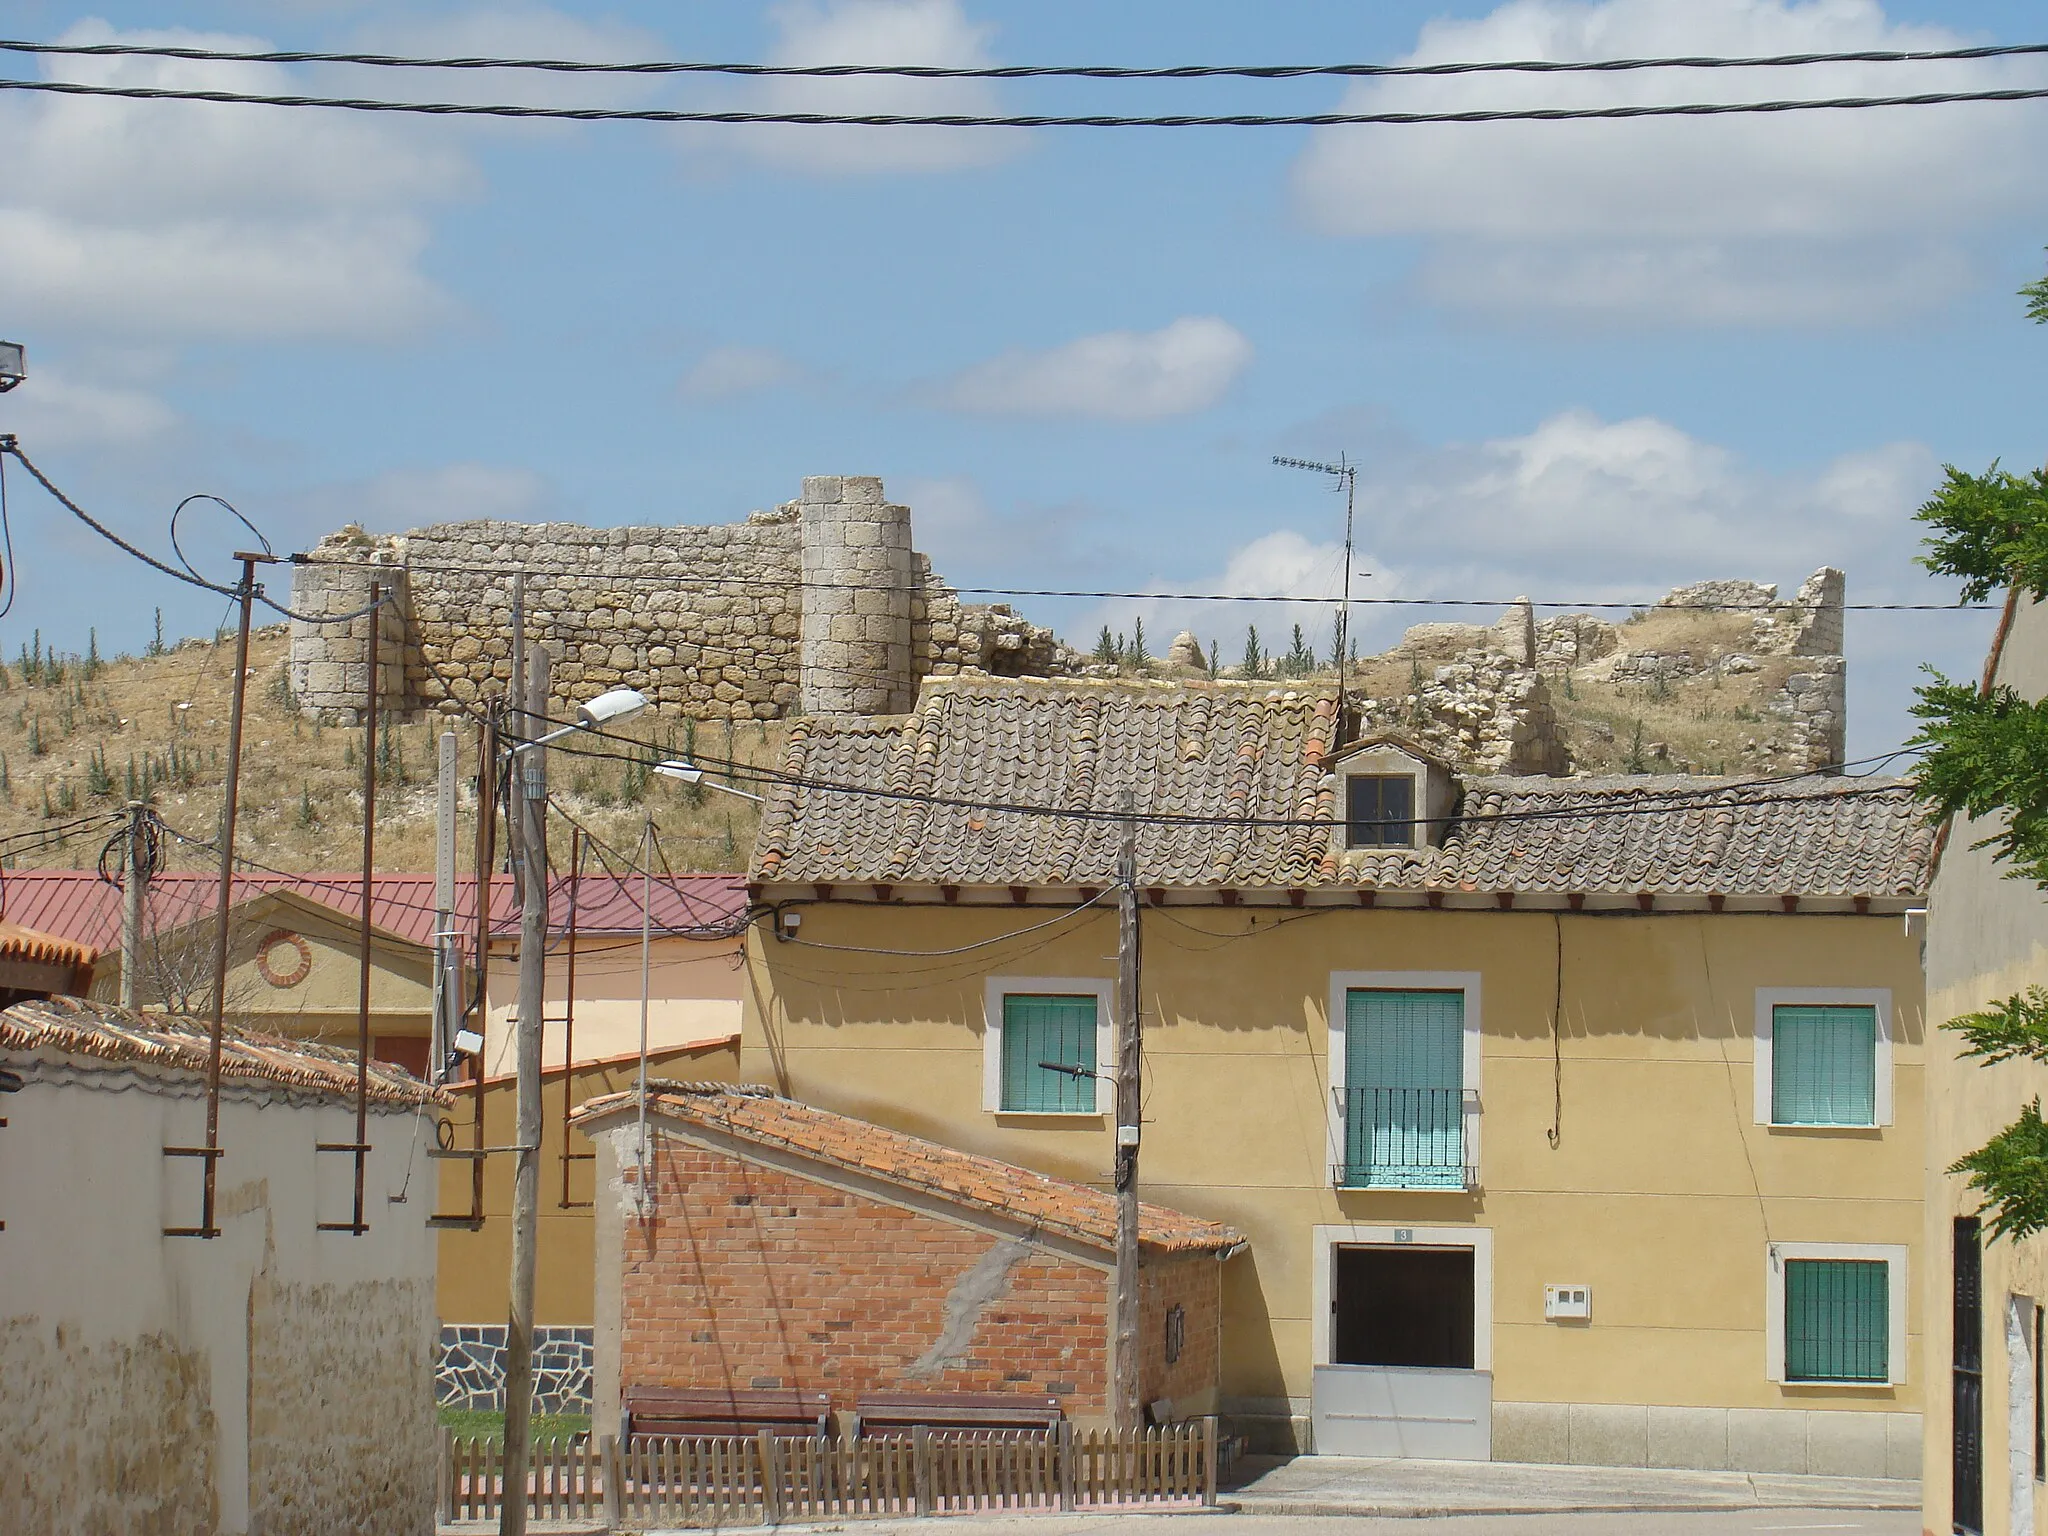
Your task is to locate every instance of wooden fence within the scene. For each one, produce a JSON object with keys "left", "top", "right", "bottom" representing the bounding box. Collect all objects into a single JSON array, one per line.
[{"left": 439, "top": 1419, "right": 1217, "bottom": 1527}]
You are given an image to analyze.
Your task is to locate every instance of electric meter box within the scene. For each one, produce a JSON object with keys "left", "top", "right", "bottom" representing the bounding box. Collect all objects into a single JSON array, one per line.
[{"left": 1544, "top": 1284, "right": 1592, "bottom": 1321}]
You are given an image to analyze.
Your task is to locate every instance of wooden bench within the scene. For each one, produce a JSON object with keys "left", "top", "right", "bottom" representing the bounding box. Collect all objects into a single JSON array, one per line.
[
  {"left": 852, "top": 1391, "right": 1065, "bottom": 1438},
  {"left": 622, "top": 1386, "right": 831, "bottom": 1443}
]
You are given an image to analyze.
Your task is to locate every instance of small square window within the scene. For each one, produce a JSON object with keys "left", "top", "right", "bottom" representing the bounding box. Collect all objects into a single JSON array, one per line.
[
  {"left": 1346, "top": 775, "right": 1416, "bottom": 849},
  {"left": 1000, "top": 994, "right": 1098, "bottom": 1113},
  {"left": 1772, "top": 1004, "right": 1877, "bottom": 1126},
  {"left": 1784, "top": 1258, "right": 1889, "bottom": 1383}
]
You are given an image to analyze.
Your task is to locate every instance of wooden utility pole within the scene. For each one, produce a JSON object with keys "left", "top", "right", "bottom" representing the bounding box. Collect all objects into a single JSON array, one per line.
[
  {"left": 1112, "top": 789, "right": 1142, "bottom": 1432},
  {"left": 499, "top": 641, "right": 550, "bottom": 1536},
  {"left": 165, "top": 549, "right": 272, "bottom": 1240},
  {"left": 120, "top": 799, "right": 146, "bottom": 1011}
]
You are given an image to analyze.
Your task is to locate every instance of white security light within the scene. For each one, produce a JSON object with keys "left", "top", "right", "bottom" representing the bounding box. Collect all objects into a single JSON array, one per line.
[
  {"left": 511, "top": 688, "right": 650, "bottom": 753},
  {"left": 655, "top": 758, "right": 764, "bottom": 803},
  {"left": 0, "top": 342, "right": 23, "bottom": 393},
  {"left": 577, "top": 687, "right": 648, "bottom": 727}
]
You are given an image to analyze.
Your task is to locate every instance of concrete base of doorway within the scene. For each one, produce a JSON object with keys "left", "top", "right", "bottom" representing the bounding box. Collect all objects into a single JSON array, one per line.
[
  {"left": 1492, "top": 1402, "right": 1921, "bottom": 1480},
  {"left": 1221, "top": 1455, "right": 1919, "bottom": 1519}
]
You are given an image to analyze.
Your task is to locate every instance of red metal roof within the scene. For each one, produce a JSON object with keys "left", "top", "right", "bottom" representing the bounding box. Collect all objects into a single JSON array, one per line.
[{"left": 1, "top": 868, "right": 748, "bottom": 954}]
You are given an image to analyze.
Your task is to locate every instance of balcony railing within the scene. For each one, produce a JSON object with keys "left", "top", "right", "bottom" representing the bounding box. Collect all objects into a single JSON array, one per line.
[{"left": 1334, "top": 1086, "right": 1476, "bottom": 1190}]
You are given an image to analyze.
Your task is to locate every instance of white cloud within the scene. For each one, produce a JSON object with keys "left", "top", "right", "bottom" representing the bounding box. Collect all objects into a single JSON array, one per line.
[
  {"left": 1293, "top": 0, "right": 2048, "bottom": 323},
  {"left": 279, "top": 463, "right": 555, "bottom": 548},
  {"left": 688, "top": 0, "right": 1025, "bottom": 175},
  {"left": 934, "top": 318, "right": 1253, "bottom": 421},
  {"left": 0, "top": 369, "right": 179, "bottom": 451},
  {"left": 678, "top": 345, "right": 805, "bottom": 401},
  {"left": 0, "top": 20, "right": 472, "bottom": 341}
]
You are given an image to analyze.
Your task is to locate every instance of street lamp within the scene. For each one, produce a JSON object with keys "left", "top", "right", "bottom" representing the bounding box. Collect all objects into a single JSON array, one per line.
[
  {"left": 510, "top": 686, "right": 649, "bottom": 752},
  {"left": 0, "top": 342, "right": 23, "bottom": 393},
  {"left": 654, "top": 758, "right": 764, "bottom": 803}
]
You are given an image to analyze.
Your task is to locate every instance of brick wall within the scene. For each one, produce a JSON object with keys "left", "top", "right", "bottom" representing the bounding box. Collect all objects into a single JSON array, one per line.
[
  {"left": 624, "top": 1136, "right": 1115, "bottom": 1416},
  {"left": 1139, "top": 1254, "right": 1222, "bottom": 1414}
]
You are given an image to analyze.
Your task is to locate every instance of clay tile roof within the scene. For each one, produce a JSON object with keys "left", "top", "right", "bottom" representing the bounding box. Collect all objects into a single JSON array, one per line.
[
  {"left": 0, "top": 994, "right": 447, "bottom": 1108},
  {"left": 0, "top": 919, "right": 95, "bottom": 971},
  {"left": 751, "top": 676, "right": 1931, "bottom": 900},
  {"left": 573, "top": 1082, "right": 1243, "bottom": 1258}
]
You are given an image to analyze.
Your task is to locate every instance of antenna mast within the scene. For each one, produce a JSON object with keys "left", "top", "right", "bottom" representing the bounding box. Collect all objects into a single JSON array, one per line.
[{"left": 1273, "top": 454, "right": 1359, "bottom": 741}]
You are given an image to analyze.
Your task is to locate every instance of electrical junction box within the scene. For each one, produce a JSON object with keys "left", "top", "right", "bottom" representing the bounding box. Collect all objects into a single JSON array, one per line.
[{"left": 1545, "top": 1285, "right": 1592, "bottom": 1321}]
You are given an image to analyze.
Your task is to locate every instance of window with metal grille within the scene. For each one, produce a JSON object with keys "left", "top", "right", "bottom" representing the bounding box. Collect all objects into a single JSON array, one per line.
[
  {"left": 1346, "top": 775, "right": 1416, "bottom": 848},
  {"left": 1342, "top": 989, "right": 1465, "bottom": 1188},
  {"left": 1784, "top": 1258, "right": 1889, "bottom": 1383},
  {"left": 1771, "top": 1004, "right": 1877, "bottom": 1126},
  {"left": 1000, "top": 994, "right": 1098, "bottom": 1113}
]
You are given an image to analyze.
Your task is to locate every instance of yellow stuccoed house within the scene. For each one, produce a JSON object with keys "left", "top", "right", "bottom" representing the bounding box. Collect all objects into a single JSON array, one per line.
[{"left": 739, "top": 674, "right": 1931, "bottom": 1473}]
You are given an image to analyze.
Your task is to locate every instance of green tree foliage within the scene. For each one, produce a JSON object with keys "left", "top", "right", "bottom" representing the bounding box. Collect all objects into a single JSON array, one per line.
[
  {"left": 1282, "top": 623, "right": 1315, "bottom": 678},
  {"left": 1240, "top": 626, "right": 1264, "bottom": 680},
  {"left": 1918, "top": 260, "right": 2048, "bottom": 1241},
  {"left": 1093, "top": 625, "right": 1120, "bottom": 666},
  {"left": 1128, "top": 616, "right": 1150, "bottom": 669}
]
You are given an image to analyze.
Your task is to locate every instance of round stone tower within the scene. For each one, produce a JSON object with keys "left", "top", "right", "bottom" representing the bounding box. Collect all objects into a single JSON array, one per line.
[{"left": 798, "top": 475, "right": 915, "bottom": 715}]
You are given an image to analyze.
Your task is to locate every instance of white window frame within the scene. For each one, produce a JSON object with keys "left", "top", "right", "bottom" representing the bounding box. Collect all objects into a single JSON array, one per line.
[
  {"left": 1327, "top": 971, "right": 1483, "bottom": 1189},
  {"left": 1765, "top": 1241, "right": 1908, "bottom": 1387},
  {"left": 1340, "top": 769, "right": 1421, "bottom": 851},
  {"left": 1753, "top": 987, "right": 1893, "bottom": 1128},
  {"left": 983, "top": 976, "right": 1114, "bottom": 1117},
  {"left": 1311, "top": 1223, "right": 1494, "bottom": 1371}
]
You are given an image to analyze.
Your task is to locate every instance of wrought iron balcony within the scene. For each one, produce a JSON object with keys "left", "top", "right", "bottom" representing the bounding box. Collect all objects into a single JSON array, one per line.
[{"left": 1334, "top": 1086, "right": 1478, "bottom": 1190}]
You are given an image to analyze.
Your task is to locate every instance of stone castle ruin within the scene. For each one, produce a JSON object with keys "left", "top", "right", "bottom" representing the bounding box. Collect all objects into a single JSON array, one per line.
[{"left": 288, "top": 474, "right": 1848, "bottom": 776}]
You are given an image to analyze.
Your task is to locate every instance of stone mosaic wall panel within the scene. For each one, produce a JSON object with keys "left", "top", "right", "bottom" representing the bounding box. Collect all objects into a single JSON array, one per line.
[{"left": 436, "top": 1324, "right": 593, "bottom": 1415}]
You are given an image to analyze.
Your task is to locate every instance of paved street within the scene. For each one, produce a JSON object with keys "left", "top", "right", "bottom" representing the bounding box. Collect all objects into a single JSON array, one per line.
[{"left": 788, "top": 1514, "right": 1917, "bottom": 1536}]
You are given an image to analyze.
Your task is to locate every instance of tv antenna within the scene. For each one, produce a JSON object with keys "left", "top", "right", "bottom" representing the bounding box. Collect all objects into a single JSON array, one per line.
[{"left": 1273, "top": 454, "right": 1358, "bottom": 736}]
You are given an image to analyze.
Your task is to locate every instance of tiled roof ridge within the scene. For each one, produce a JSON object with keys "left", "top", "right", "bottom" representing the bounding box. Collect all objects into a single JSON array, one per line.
[
  {"left": 0, "top": 919, "right": 96, "bottom": 970},
  {"left": 1, "top": 994, "right": 446, "bottom": 1107},
  {"left": 576, "top": 1084, "right": 1241, "bottom": 1256}
]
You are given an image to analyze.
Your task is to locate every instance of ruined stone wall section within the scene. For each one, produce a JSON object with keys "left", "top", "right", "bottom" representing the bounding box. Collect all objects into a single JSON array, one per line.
[{"left": 287, "top": 477, "right": 1086, "bottom": 724}]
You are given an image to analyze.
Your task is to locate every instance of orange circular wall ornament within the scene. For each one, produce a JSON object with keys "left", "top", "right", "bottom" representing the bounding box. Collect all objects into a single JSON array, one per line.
[{"left": 256, "top": 929, "right": 313, "bottom": 989}]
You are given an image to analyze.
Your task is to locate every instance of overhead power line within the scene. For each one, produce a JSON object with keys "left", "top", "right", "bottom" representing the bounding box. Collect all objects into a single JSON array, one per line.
[
  {"left": 5, "top": 35, "right": 2046, "bottom": 80},
  {"left": 297, "top": 553, "right": 1989, "bottom": 613},
  {"left": 4, "top": 73, "right": 2048, "bottom": 126}
]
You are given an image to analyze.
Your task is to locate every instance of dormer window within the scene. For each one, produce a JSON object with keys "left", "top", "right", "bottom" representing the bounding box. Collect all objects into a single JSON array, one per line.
[{"left": 1347, "top": 774, "right": 1416, "bottom": 849}]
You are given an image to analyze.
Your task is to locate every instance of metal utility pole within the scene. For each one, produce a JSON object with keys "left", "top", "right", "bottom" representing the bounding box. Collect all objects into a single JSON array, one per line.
[
  {"left": 636, "top": 812, "right": 654, "bottom": 1211},
  {"left": 120, "top": 799, "right": 146, "bottom": 1011},
  {"left": 1112, "top": 789, "right": 1143, "bottom": 1433},
  {"left": 499, "top": 641, "right": 551, "bottom": 1536},
  {"left": 319, "top": 580, "right": 380, "bottom": 1236},
  {"left": 433, "top": 729, "right": 458, "bottom": 1082},
  {"left": 165, "top": 549, "right": 273, "bottom": 1239}
]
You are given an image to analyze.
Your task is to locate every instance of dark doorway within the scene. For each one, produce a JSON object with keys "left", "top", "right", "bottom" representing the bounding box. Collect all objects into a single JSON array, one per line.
[
  {"left": 1334, "top": 1246, "right": 1475, "bottom": 1369},
  {"left": 1954, "top": 1216, "right": 1983, "bottom": 1535}
]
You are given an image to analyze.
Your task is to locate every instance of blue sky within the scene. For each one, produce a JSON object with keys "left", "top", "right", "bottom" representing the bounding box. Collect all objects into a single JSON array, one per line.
[{"left": 3, "top": 0, "right": 2047, "bottom": 761}]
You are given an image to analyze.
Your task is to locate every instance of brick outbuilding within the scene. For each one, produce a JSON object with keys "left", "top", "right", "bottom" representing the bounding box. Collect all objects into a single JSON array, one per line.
[{"left": 574, "top": 1083, "right": 1245, "bottom": 1434}]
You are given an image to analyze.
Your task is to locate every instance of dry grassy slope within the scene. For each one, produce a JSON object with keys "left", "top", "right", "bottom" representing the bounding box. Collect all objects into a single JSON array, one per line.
[
  {"left": 0, "top": 627, "right": 779, "bottom": 875},
  {"left": 0, "top": 603, "right": 1803, "bottom": 876}
]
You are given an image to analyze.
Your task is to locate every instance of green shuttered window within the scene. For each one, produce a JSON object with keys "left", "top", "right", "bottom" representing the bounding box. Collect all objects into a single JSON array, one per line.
[
  {"left": 1784, "top": 1258, "right": 1889, "bottom": 1383},
  {"left": 1000, "top": 993, "right": 1098, "bottom": 1113},
  {"left": 1343, "top": 989, "right": 1465, "bottom": 1188},
  {"left": 1772, "top": 1004, "right": 1877, "bottom": 1126}
]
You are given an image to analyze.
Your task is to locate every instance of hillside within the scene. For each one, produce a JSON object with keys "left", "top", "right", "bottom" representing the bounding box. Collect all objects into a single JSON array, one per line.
[
  {"left": 0, "top": 626, "right": 780, "bottom": 877},
  {"left": 0, "top": 590, "right": 1830, "bottom": 877}
]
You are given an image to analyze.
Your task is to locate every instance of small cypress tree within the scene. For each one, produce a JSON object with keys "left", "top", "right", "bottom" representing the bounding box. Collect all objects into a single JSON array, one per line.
[
  {"left": 1284, "top": 623, "right": 1315, "bottom": 677},
  {"left": 1625, "top": 719, "right": 1649, "bottom": 773},
  {"left": 1093, "top": 626, "right": 1119, "bottom": 666},
  {"left": 1240, "top": 626, "right": 1264, "bottom": 680},
  {"left": 1129, "top": 616, "right": 1150, "bottom": 669},
  {"left": 1205, "top": 640, "right": 1219, "bottom": 680},
  {"left": 147, "top": 608, "right": 166, "bottom": 658}
]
